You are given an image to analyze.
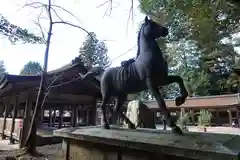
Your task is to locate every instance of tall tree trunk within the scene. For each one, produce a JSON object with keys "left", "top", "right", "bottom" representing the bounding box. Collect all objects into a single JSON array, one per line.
[
  {"left": 24, "top": 72, "right": 46, "bottom": 153},
  {"left": 23, "top": 0, "right": 53, "bottom": 153}
]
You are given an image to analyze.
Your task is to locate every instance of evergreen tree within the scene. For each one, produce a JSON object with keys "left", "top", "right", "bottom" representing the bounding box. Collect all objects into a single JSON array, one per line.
[
  {"left": 139, "top": 0, "right": 240, "bottom": 96},
  {"left": 0, "top": 15, "right": 43, "bottom": 44},
  {"left": 20, "top": 61, "right": 42, "bottom": 75},
  {"left": 78, "top": 32, "right": 110, "bottom": 69},
  {"left": 0, "top": 60, "right": 6, "bottom": 79}
]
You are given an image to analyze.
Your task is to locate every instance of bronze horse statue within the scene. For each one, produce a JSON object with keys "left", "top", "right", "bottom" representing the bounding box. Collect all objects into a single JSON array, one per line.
[{"left": 82, "top": 16, "right": 188, "bottom": 134}]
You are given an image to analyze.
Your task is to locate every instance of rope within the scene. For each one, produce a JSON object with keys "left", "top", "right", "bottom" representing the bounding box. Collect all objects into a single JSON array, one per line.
[{"left": 103, "top": 44, "right": 137, "bottom": 69}]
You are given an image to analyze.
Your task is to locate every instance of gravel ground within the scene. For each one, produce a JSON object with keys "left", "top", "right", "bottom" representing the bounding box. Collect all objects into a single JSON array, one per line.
[{"left": 0, "top": 143, "right": 63, "bottom": 160}]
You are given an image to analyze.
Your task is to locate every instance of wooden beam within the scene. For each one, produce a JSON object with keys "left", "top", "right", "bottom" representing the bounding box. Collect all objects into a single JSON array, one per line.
[
  {"left": 47, "top": 93, "right": 94, "bottom": 105},
  {"left": 0, "top": 84, "right": 13, "bottom": 97},
  {"left": 4, "top": 90, "right": 35, "bottom": 104},
  {"left": 4, "top": 91, "right": 96, "bottom": 106}
]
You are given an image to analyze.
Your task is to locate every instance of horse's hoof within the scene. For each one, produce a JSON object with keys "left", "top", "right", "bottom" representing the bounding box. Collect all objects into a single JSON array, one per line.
[
  {"left": 172, "top": 126, "right": 183, "bottom": 135},
  {"left": 175, "top": 96, "right": 186, "bottom": 106},
  {"left": 129, "top": 124, "right": 136, "bottom": 129},
  {"left": 103, "top": 124, "right": 110, "bottom": 129}
]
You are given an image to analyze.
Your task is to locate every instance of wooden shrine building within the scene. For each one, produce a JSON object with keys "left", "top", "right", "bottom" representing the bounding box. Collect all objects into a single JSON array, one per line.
[
  {"left": 0, "top": 62, "right": 101, "bottom": 147},
  {"left": 144, "top": 94, "right": 240, "bottom": 126}
]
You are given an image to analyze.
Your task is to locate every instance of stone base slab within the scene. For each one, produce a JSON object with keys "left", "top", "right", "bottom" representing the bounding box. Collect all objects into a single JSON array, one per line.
[{"left": 54, "top": 125, "right": 240, "bottom": 160}]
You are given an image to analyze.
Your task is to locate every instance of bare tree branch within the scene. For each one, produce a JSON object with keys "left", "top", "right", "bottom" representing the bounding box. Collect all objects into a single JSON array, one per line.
[
  {"left": 17, "top": 1, "right": 46, "bottom": 11},
  {"left": 51, "top": 4, "right": 83, "bottom": 25},
  {"left": 96, "top": 0, "right": 134, "bottom": 28},
  {"left": 96, "top": 0, "right": 113, "bottom": 18},
  {"left": 32, "top": 7, "right": 47, "bottom": 44},
  {"left": 105, "top": 0, "right": 113, "bottom": 17},
  {"left": 46, "top": 73, "right": 65, "bottom": 91},
  {"left": 50, "top": 7, "right": 64, "bottom": 21},
  {"left": 20, "top": 0, "right": 99, "bottom": 155},
  {"left": 40, "top": 73, "right": 65, "bottom": 109},
  {"left": 49, "top": 76, "right": 82, "bottom": 89},
  {"left": 126, "top": 0, "right": 134, "bottom": 33},
  {"left": 41, "top": 72, "right": 101, "bottom": 110},
  {"left": 52, "top": 21, "right": 94, "bottom": 40},
  {"left": 96, "top": 0, "right": 110, "bottom": 8}
]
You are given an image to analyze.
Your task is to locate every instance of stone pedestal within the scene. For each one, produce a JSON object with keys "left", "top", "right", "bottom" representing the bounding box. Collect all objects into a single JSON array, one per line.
[{"left": 54, "top": 126, "right": 240, "bottom": 160}]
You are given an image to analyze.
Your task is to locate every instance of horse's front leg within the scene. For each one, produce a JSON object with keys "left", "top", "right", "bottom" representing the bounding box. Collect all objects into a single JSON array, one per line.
[
  {"left": 146, "top": 77, "right": 183, "bottom": 134},
  {"left": 164, "top": 75, "right": 188, "bottom": 106}
]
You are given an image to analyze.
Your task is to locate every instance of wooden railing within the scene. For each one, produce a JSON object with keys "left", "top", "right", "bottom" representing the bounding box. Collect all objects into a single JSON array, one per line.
[{"left": 0, "top": 118, "right": 22, "bottom": 141}]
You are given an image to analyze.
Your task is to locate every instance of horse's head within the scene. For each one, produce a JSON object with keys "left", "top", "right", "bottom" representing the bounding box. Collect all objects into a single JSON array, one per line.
[{"left": 142, "top": 16, "right": 168, "bottom": 39}]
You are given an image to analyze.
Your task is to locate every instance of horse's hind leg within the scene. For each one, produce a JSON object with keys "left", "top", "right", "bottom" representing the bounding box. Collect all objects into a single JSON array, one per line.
[
  {"left": 100, "top": 93, "right": 111, "bottom": 129},
  {"left": 146, "top": 78, "right": 183, "bottom": 134},
  {"left": 111, "top": 96, "right": 124, "bottom": 125},
  {"left": 164, "top": 75, "right": 188, "bottom": 106},
  {"left": 111, "top": 96, "right": 136, "bottom": 129}
]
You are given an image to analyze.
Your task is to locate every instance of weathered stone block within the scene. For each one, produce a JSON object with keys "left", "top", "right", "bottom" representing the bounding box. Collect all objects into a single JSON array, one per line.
[
  {"left": 54, "top": 126, "right": 240, "bottom": 160},
  {"left": 124, "top": 100, "right": 156, "bottom": 129}
]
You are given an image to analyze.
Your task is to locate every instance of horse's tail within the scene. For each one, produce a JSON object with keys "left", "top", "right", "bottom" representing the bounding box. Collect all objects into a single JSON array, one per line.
[{"left": 79, "top": 67, "right": 104, "bottom": 80}]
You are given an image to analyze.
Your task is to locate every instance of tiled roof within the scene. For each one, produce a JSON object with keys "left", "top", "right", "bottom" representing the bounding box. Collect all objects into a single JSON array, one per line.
[
  {"left": 143, "top": 94, "right": 240, "bottom": 110},
  {"left": 0, "top": 62, "right": 101, "bottom": 97}
]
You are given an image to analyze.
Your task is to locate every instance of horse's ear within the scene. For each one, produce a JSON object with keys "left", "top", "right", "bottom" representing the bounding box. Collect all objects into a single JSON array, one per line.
[{"left": 144, "top": 16, "right": 149, "bottom": 23}]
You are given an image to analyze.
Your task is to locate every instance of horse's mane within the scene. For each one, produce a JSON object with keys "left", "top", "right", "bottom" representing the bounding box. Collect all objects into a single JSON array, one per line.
[
  {"left": 120, "top": 22, "right": 146, "bottom": 68},
  {"left": 136, "top": 23, "right": 145, "bottom": 59}
]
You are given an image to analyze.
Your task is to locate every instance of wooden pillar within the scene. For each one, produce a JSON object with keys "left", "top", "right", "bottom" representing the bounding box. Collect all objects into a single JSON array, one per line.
[
  {"left": 90, "top": 99, "right": 97, "bottom": 126},
  {"left": 74, "top": 106, "right": 77, "bottom": 127},
  {"left": 48, "top": 108, "right": 52, "bottom": 127},
  {"left": 76, "top": 107, "right": 79, "bottom": 124},
  {"left": 83, "top": 107, "right": 87, "bottom": 125},
  {"left": 180, "top": 108, "right": 185, "bottom": 117},
  {"left": 236, "top": 107, "right": 239, "bottom": 127},
  {"left": 40, "top": 108, "right": 44, "bottom": 123},
  {"left": 52, "top": 109, "right": 56, "bottom": 127},
  {"left": 86, "top": 109, "right": 90, "bottom": 126},
  {"left": 77, "top": 107, "right": 80, "bottom": 124},
  {"left": 19, "top": 93, "right": 32, "bottom": 148},
  {"left": 71, "top": 106, "right": 74, "bottom": 126},
  {"left": 71, "top": 106, "right": 77, "bottom": 127},
  {"left": 236, "top": 106, "right": 240, "bottom": 127},
  {"left": 189, "top": 109, "right": 195, "bottom": 125},
  {"left": 0, "top": 102, "right": 4, "bottom": 117},
  {"left": 59, "top": 107, "right": 64, "bottom": 129},
  {"left": 1, "top": 101, "right": 9, "bottom": 140},
  {"left": 216, "top": 109, "right": 220, "bottom": 125},
  {"left": 9, "top": 96, "right": 19, "bottom": 144},
  {"left": 227, "top": 109, "right": 232, "bottom": 126}
]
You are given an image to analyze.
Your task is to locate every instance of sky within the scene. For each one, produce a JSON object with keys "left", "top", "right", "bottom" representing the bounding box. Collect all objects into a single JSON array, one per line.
[
  {"left": 0, "top": 0, "right": 145, "bottom": 74},
  {"left": 1, "top": 1, "right": 239, "bottom": 75}
]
